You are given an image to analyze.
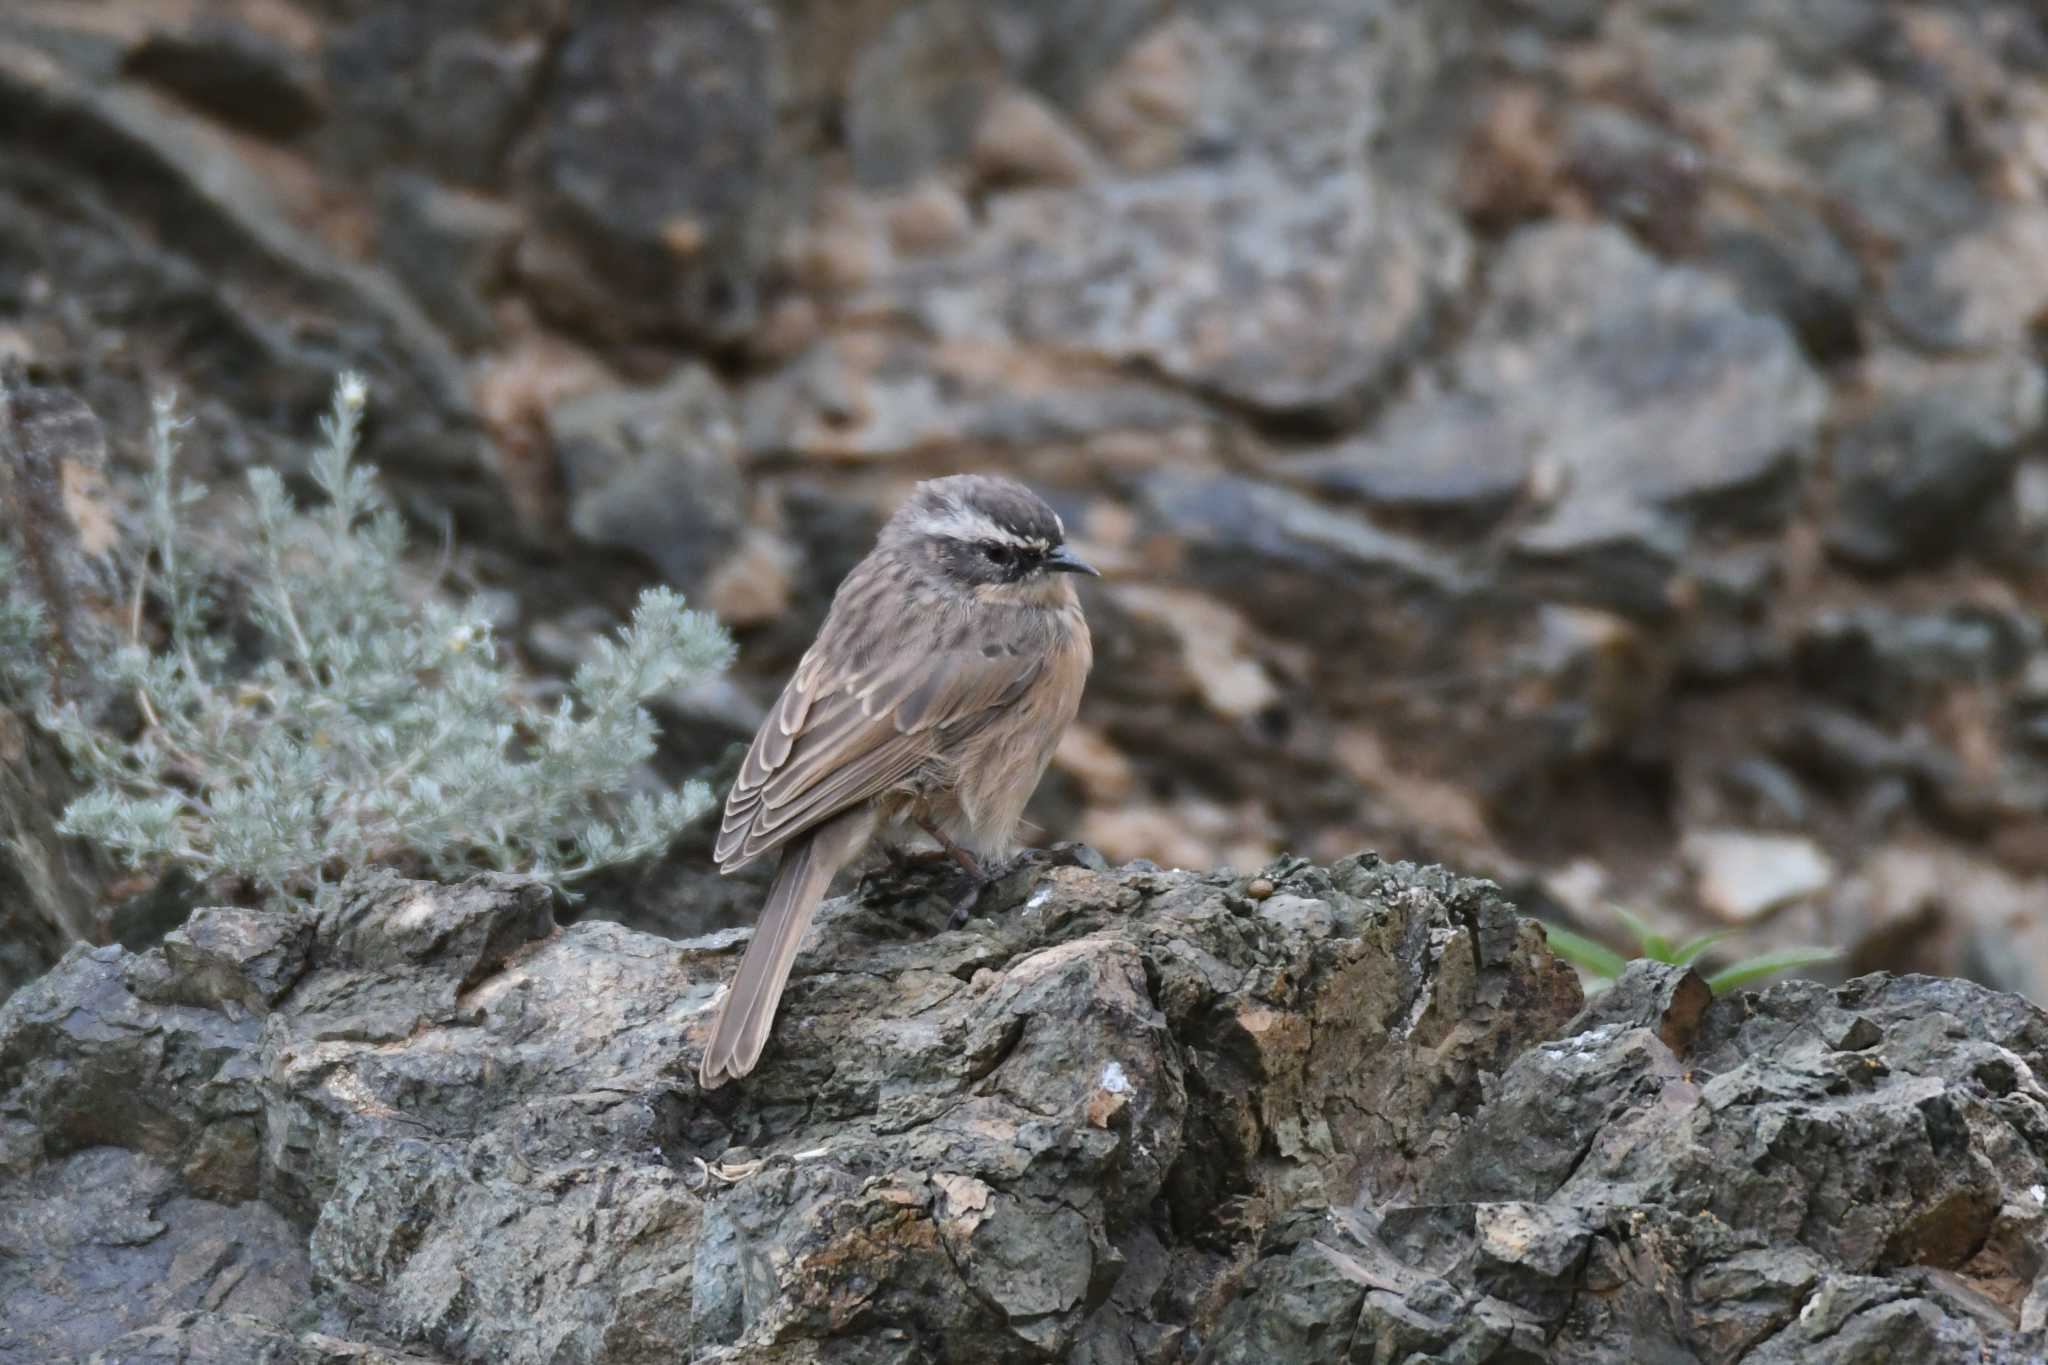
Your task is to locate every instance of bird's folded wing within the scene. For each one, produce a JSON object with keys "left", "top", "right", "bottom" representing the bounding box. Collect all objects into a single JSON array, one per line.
[{"left": 715, "top": 644, "right": 1044, "bottom": 871}]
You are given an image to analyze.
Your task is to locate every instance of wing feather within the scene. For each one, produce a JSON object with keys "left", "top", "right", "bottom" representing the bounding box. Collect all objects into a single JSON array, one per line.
[{"left": 715, "top": 626, "right": 1044, "bottom": 873}]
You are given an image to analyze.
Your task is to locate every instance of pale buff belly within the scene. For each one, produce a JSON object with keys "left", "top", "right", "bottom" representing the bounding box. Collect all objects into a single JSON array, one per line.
[{"left": 879, "top": 612, "right": 1091, "bottom": 861}]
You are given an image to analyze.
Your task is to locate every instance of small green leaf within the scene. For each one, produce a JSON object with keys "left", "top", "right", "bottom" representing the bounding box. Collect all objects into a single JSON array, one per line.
[
  {"left": 1705, "top": 947, "right": 1839, "bottom": 996},
  {"left": 1671, "top": 929, "right": 1734, "bottom": 967},
  {"left": 1540, "top": 923, "right": 1630, "bottom": 980},
  {"left": 1605, "top": 902, "right": 1672, "bottom": 962}
]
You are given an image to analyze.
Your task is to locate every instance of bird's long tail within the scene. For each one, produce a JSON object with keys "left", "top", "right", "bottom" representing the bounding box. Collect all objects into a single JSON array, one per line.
[{"left": 698, "top": 809, "right": 867, "bottom": 1088}]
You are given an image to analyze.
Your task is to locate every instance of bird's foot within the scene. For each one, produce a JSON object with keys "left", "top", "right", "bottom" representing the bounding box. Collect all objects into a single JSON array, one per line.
[
  {"left": 942, "top": 848, "right": 1072, "bottom": 929},
  {"left": 945, "top": 871, "right": 993, "bottom": 930},
  {"left": 946, "top": 871, "right": 995, "bottom": 933}
]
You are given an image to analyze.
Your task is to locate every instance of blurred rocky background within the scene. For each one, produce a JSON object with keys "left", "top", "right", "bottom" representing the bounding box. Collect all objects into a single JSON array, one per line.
[{"left": 4, "top": 0, "right": 2048, "bottom": 999}]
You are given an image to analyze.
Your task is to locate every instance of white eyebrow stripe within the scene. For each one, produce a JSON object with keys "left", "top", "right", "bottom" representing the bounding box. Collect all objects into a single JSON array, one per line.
[{"left": 921, "top": 504, "right": 1034, "bottom": 546}]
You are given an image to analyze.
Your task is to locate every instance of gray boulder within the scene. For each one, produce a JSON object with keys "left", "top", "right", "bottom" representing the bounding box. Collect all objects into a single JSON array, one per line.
[{"left": 1206, "top": 960, "right": 2048, "bottom": 1363}]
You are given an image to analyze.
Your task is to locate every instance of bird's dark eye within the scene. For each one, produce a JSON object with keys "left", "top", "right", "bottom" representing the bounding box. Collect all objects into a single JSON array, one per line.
[{"left": 984, "top": 544, "right": 1016, "bottom": 566}]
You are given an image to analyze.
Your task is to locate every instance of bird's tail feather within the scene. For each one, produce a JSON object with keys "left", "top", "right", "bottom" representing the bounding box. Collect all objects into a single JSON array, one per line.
[{"left": 698, "top": 810, "right": 866, "bottom": 1088}]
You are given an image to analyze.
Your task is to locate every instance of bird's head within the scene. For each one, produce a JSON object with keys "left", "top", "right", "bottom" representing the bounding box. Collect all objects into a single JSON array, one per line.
[{"left": 887, "top": 475, "right": 1098, "bottom": 603}]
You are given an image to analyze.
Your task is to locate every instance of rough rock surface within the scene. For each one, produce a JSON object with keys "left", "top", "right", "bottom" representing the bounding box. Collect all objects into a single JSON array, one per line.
[
  {"left": 7, "top": 863, "right": 2047, "bottom": 1363},
  {"left": 1205, "top": 960, "right": 2048, "bottom": 1364},
  {"left": 0, "top": 854, "right": 1580, "bottom": 1362}
]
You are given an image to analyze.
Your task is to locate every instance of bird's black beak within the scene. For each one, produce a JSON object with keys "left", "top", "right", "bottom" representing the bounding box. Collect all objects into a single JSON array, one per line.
[{"left": 1045, "top": 546, "right": 1100, "bottom": 577}]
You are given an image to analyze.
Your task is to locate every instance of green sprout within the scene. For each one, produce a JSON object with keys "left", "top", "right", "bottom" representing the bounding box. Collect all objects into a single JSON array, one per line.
[{"left": 1542, "top": 902, "right": 1838, "bottom": 996}]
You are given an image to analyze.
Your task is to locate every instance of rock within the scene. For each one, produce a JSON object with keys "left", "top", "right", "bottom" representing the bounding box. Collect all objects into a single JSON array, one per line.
[
  {"left": 0, "top": 1147, "right": 312, "bottom": 1362},
  {"left": 870, "top": 163, "right": 1473, "bottom": 422},
  {"left": 1618, "top": 4, "right": 1982, "bottom": 262},
  {"left": 0, "top": 378, "right": 124, "bottom": 701},
  {"left": 152, "top": 907, "right": 313, "bottom": 1016},
  {"left": 1558, "top": 104, "right": 1707, "bottom": 251},
  {"left": 0, "top": 42, "right": 489, "bottom": 523},
  {"left": 1209, "top": 969, "right": 2048, "bottom": 1363},
  {"left": 740, "top": 332, "right": 1205, "bottom": 464},
  {"left": 1887, "top": 207, "right": 2048, "bottom": 353},
  {"left": 1795, "top": 603, "right": 2039, "bottom": 721},
  {"left": 12, "top": 850, "right": 2048, "bottom": 1362},
  {"left": 550, "top": 366, "right": 747, "bottom": 599},
  {"left": 1140, "top": 473, "right": 1467, "bottom": 604},
  {"left": 1510, "top": 497, "right": 1691, "bottom": 621},
  {"left": 0, "top": 378, "right": 121, "bottom": 1001},
  {"left": 0, "top": 854, "right": 1583, "bottom": 1362},
  {"left": 1189, "top": 3, "right": 1462, "bottom": 181},
  {"left": 321, "top": 7, "right": 551, "bottom": 185},
  {"left": 1567, "top": 959, "right": 1714, "bottom": 1053},
  {"left": 1199, "top": 1204, "right": 1551, "bottom": 1362},
  {"left": 1682, "top": 829, "right": 1837, "bottom": 923},
  {"left": 1701, "top": 199, "right": 1867, "bottom": 363},
  {"left": 0, "top": 941, "right": 265, "bottom": 1191},
  {"left": 972, "top": 0, "right": 1168, "bottom": 111},
  {"left": 375, "top": 173, "right": 522, "bottom": 352},
  {"left": 1826, "top": 356, "right": 2047, "bottom": 572},
  {"left": 846, "top": 0, "right": 1006, "bottom": 190},
  {"left": 1281, "top": 218, "right": 1825, "bottom": 614},
  {"left": 700, "top": 527, "right": 799, "bottom": 630},
  {"left": 1507, "top": 605, "right": 1668, "bottom": 759},
  {"left": 1280, "top": 388, "right": 1533, "bottom": 529},
  {"left": 86, "top": 1314, "right": 443, "bottom": 1365},
  {"left": 1079, "top": 17, "right": 1217, "bottom": 173},
  {"left": 1777, "top": 704, "right": 1959, "bottom": 800},
  {"left": 1429, "top": 222, "right": 1824, "bottom": 613},
  {"left": 122, "top": 18, "right": 324, "bottom": 141},
  {"left": 1714, "top": 755, "right": 1813, "bottom": 827},
  {"left": 972, "top": 87, "right": 1098, "bottom": 188},
  {"left": 844, "top": 0, "right": 1160, "bottom": 188},
  {"left": 519, "top": 0, "right": 788, "bottom": 345},
  {"left": 0, "top": 711, "right": 97, "bottom": 1005},
  {"left": 1845, "top": 844, "right": 2048, "bottom": 1007},
  {"left": 884, "top": 179, "right": 975, "bottom": 255}
]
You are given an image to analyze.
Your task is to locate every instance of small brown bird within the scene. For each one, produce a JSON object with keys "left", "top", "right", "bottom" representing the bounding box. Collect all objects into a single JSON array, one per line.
[{"left": 698, "top": 475, "right": 1096, "bottom": 1088}]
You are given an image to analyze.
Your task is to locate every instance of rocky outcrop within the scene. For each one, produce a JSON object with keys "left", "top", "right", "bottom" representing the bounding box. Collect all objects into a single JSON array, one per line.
[
  {"left": 5, "top": 856, "right": 2046, "bottom": 1363},
  {"left": 1, "top": 853, "right": 1564, "bottom": 1362},
  {"left": 1210, "top": 960, "right": 2048, "bottom": 1362}
]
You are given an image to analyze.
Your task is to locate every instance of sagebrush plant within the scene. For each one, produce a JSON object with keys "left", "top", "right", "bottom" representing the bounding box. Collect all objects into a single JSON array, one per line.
[
  {"left": 1542, "top": 902, "right": 1838, "bottom": 996},
  {"left": 43, "top": 373, "right": 734, "bottom": 908},
  {"left": 0, "top": 544, "right": 49, "bottom": 707}
]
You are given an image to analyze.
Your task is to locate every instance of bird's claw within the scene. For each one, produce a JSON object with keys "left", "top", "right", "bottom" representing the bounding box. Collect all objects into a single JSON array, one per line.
[{"left": 943, "top": 848, "right": 1061, "bottom": 928}]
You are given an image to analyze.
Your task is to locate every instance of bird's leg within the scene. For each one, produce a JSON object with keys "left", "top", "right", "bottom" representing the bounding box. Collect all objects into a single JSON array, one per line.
[{"left": 914, "top": 815, "right": 985, "bottom": 882}]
